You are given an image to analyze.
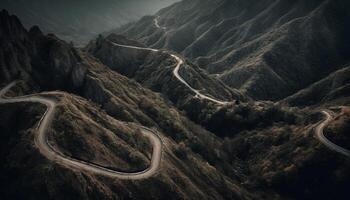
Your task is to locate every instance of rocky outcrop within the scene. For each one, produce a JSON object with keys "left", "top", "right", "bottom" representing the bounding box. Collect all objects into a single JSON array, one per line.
[
  {"left": 0, "top": 10, "right": 32, "bottom": 84},
  {"left": 0, "top": 10, "right": 252, "bottom": 200},
  {"left": 0, "top": 9, "right": 87, "bottom": 91},
  {"left": 2, "top": 7, "right": 350, "bottom": 200}
]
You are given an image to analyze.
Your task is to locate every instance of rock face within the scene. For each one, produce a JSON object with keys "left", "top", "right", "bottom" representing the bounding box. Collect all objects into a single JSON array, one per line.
[
  {"left": 0, "top": 10, "right": 86, "bottom": 91},
  {"left": 0, "top": 9, "right": 251, "bottom": 200},
  {"left": 0, "top": 10, "right": 32, "bottom": 84},
  {"left": 116, "top": 0, "right": 350, "bottom": 100},
  {"left": 1, "top": 7, "right": 350, "bottom": 200}
]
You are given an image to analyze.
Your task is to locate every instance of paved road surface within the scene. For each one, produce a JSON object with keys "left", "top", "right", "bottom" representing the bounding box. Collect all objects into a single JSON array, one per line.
[
  {"left": 110, "top": 41, "right": 231, "bottom": 105},
  {"left": 0, "top": 81, "right": 163, "bottom": 179},
  {"left": 114, "top": 16, "right": 232, "bottom": 105},
  {"left": 154, "top": 16, "right": 166, "bottom": 30},
  {"left": 316, "top": 110, "right": 350, "bottom": 157}
]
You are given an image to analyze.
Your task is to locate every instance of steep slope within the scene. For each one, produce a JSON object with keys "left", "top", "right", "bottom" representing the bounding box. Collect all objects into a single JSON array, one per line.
[
  {"left": 2, "top": 9, "right": 350, "bottom": 200},
  {"left": 0, "top": 85, "right": 248, "bottom": 200},
  {"left": 0, "top": 10, "right": 252, "bottom": 200},
  {"left": 0, "top": 9, "right": 33, "bottom": 84},
  {"left": 116, "top": 0, "right": 350, "bottom": 100},
  {"left": 325, "top": 107, "right": 350, "bottom": 150},
  {"left": 282, "top": 64, "right": 350, "bottom": 107},
  {"left": 86, "top": 33, "right": 253, "bottom": 131},
  {"left": 222, "top": 109, "right": 350, "bottom": 199},
  {"left": 86, "top": 34, "right": 246, "bottom": 106}
]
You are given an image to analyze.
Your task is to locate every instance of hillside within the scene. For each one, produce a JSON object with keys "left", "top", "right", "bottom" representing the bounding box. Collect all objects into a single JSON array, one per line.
[
  {"left": 1, "top": 8, "right": 350, "bottom": 200},
  {"left": 282, "top": 64, "right": 350, "bottom": 107},
  {"left": 0, "top": 88, "right": 249, "bottom": 200},
  {"left": 0, "top": 9, "right": 250, "bottom": 199},
  {"left": 86, "top": 34, "right": 244, "bottom": 104},
  {"left": 86, "top": 33, "right": 253, "bottom": 131},
  {"left": 325, "top": 107, "right": 350, "bottom": 149},
  {"left": 116, "top": 0, "right": 350, "bottom": 101}
]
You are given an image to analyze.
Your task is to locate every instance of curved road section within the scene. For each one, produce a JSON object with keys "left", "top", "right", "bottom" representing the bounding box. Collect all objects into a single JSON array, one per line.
[
  {"left": 316, "top": 110, "right": 350, "bottom": 158},
  {"left": 109, "top": 41, "right": 231, "bottom": 105},
  {"left": 0, "top": 81, "right": 163, "bottom": 179},
  {"left": 154, "top": 16, "right": 166, "bottom": 31}
]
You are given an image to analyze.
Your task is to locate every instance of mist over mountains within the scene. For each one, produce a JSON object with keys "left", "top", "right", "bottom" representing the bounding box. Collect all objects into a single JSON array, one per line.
[
  {"left": 0, "top": 0, "right": 178, "bottom": 45},
  {"left": 0, "top": 0, "right": 350, "bottom": 199}
]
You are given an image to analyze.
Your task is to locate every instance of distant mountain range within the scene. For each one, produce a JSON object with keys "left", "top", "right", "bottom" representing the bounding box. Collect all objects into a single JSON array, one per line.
[
  {"left": 1, "top": 0, "right": 350, "bottom": 199},
  {"left": 0, "top": 9, "right": 249, "bottom": 199},
  {"left": 0, "top": 0, "right": 178, "bottom": 45},
  {"left": 116, "top": 0, "right": 350, "bottom": 101}
]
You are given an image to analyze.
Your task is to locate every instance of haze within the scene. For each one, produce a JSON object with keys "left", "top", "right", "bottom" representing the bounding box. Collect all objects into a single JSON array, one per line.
[{"left": 0, "top": 0, "right": 179, "bottom": 45}]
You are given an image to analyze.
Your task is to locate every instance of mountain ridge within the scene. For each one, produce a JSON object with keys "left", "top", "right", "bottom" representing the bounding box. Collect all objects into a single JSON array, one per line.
[
  {"left": 0, "top": 9, "right": 251, "bottom": 199},
  {"left": 1, "top": 4, "right": 350, "bottom": 200},
  {"left": 116, "top": 0, "right": 350, "bottom": 101}
]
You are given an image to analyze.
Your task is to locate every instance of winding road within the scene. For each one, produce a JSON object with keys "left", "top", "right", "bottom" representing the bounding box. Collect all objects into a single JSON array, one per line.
[
  {"left": 154, "top": 16, "right": 166, "bottom": 31},
  {"left": 316, "top": 110, "right": 350, "bottom": 157},
  {"left": 109, "top": 41, "right": 231, "bottom": 105},
  {"left": 0, "top": 81, "right": 163, "bottom": 179},
  {"left": 111, "top": 16, "right": 231, "bottom": 105}
]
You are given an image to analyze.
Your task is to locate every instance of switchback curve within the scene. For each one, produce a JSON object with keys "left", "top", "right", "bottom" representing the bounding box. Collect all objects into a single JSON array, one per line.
[{"left": 0, "top": 81, "right": 163, "bottom": 179}]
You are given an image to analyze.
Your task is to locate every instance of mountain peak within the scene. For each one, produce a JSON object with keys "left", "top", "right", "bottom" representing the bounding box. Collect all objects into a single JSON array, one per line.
[
  {"left": 0, "top": 9, "right": 27, "bottom": 41},
  {"left": 29, "top": 25, "right": 43, "bottom": 36},
  {"left": 1, "top": 3, "right": 350, "bottom": 200}
]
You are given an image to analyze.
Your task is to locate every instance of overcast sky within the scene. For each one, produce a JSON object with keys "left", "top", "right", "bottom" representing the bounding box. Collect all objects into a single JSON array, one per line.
[{"left": 0, "top": 0, "right": 179, "bottom": 44}]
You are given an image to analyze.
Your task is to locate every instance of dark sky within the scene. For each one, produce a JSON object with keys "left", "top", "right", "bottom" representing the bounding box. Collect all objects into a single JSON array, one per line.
[{"left": 0, "top": 0, "right": 179, "bottom": 44}]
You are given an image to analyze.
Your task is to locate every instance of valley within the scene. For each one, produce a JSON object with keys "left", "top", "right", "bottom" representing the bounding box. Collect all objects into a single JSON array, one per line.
[
  {"left": 0, "top": 81, "right": 163, "bottom": 179},
  {"left": 108, "top": 41, "right": 232, "bottom": 105},
  {"left": 0, "top": 0, "right": 350, "bottom": 199}
]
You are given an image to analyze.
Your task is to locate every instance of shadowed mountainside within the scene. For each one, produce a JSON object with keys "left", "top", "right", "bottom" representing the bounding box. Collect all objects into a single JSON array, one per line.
[
  {"left": 282, "top": 64, "right": 350, "bottom": 107},
  {"left": 0, "top": 9, "right": 251, "bottom": 200},
  {"left": 1, "top": 7, "right": 350, "bottom": 200},
  {"left": 86, "top": 34, "right": 247, "bottom": 104},
  {"left": 116, "top": 0, "right": 350, "bottom": 101}
]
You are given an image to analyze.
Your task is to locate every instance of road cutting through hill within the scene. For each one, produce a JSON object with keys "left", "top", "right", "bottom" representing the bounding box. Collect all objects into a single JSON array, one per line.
[
  {"left": 109, "top": 41, "right": 231, "bottom": 105},
  {"left": 0, "top": 81, "right": 163, "bottom": 179},
  {"left": 316, "top": 110, "right": 350, "bottom": 158},
  {"left": 154, "top": 16, "right": 166, "bottom": 30}
]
